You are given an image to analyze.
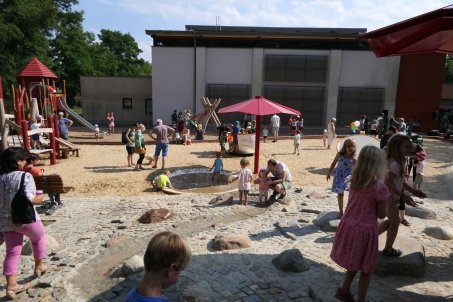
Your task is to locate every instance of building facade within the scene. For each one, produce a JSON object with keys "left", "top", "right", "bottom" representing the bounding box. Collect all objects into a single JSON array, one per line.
[{"left": 146, "top": 26, "right": 400, "bottom": 132}]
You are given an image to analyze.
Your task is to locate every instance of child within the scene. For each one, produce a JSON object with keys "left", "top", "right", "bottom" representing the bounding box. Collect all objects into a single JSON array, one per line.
[
  {"left": 327, "top": 139, "right": 357, "bottom": 218},
  {"left": 173, "top": 132, "right": 181, "bottom": 144},
  {"left": 413, "top": 150, "right": 426, "bottom": 190},
  {"left": 211, "top": 152, "right": 223, "bottom": 181},
  {"left": 23, "top": 153, "right": 44, "bottom": 176},
  {"left": 262, "top": 127, "right": 268, "bottom": 143},
  {"left": 94, "top": 124, "right": 100, "bottom": 140},
  {"left": 330, "top": 145, "right": 390, "bottom": 302},
  {"left": 229, "top": 158, "right": 253, "bottom": 205},
  {"left": 383, "top": 134, "right": 426, "bottom": 257},
  {"left": 293, "top": 130, "right": 301, "bottom": 155},
  {"left": 322, "top": 129, "right": 328, "bottom": 147},
  {"left": 152, "top": 171, "right": 173, "bottom": 191},
  {"left": 253, "top": 168, "right": 271, "bottom": 203},
  {"left": 30, "top": 118, "right": 42, "bottom": 149},
  {"left": 126, "top": 231, "right": 191, "bottom": 302}
]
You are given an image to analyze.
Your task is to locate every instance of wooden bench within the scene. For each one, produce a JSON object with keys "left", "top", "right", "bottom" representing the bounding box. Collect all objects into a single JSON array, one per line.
[{"left": 34, "top": 175, "right": 74, "bottom": 214}]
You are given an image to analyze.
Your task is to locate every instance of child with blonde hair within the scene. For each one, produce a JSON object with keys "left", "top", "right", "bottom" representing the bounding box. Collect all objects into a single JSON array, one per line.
[
  {"left": 327, "top": 139, "right": 357, "bottom": 218},
  {"left": 126, "top": 231, "right": 191, "bottom": 302},
  {"left": 229, "top": 158, "right": 253, "bottom": 205},
  {"left": 293, "top": 130, "right": 301, "bottom": 155},
  {"left": 383, "top": 134, "right": 426, "bottom": 257},
  {"left": 331, "top": 145, "right": 390, "bottom": 302},
  {"left": 322, "top": 129, "right": 328, "bottom": 147}
]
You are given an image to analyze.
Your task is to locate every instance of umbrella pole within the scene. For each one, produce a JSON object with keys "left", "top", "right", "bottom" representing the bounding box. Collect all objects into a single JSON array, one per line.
[{"left": 254, "top": 115, "right": 261, "bottom": 174}]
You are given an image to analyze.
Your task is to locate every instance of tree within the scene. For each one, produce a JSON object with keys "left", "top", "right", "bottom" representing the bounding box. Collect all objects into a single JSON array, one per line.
[{"left": 445, "top": 55, "right": 453, "bottom": 83}]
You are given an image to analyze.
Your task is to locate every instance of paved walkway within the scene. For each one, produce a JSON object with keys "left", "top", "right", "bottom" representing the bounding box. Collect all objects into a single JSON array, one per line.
[{"left": 0, "top": 186, "right": 451, "bottom": 302}]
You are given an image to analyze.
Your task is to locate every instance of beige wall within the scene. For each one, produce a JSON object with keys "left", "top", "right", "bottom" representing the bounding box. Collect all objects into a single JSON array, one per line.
[{"left": 80, "top": 76, "right": 152, "bottom": 128}]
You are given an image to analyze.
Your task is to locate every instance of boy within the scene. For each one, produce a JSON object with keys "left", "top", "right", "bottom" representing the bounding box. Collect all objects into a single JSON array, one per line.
[
  {"left": 152, "top": 171, "right": 173, "bottom": 191},
  {"left": 211, "top": 152, "right": 223, "bottom": 181},
  {"left": 322, "top": 129, "right": 328, "bottom": 147},
  {"left": 126, "top": 232, "right": 192, "bottom": 302},
  {"left": 262, "top": 127, "right": 268, "bottom": 143}
]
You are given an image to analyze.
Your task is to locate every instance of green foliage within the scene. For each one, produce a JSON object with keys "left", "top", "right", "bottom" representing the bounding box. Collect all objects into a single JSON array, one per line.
[
  {"left": 445, "top": 55, "right": 453, "bottom": 83},
  {"left": 0, "top": 0, "right": 152, "bottom": 106}
]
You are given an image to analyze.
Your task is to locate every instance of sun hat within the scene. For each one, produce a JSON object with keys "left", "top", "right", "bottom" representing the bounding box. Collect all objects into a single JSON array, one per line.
[
  {"left": 416, "top": 151, "right": 426, "bottom": 160},
  {"left": 58, "top": 112, "right": 64, "bottom": 116}
]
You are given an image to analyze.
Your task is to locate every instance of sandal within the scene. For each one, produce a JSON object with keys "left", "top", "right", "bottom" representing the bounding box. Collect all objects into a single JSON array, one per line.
[
  {"left": 34, "top": 263, "right": 48, "bottom": 277},
  {"left": 382, "top": 248, "right": 402, "bottom": 257},
  {"left": 6, "top": 283, "right": 30, "bottom": 300},
  {"left": 400, "top": 219, "right": 411, "bottom": 227},
  {"left": 335, "top": 288, "right": 356, "bottom": 302}
]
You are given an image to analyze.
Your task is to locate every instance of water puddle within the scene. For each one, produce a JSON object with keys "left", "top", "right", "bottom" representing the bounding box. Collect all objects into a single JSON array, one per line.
[{"left": 170, "top": 169, "right": 237, "bottom": 194}]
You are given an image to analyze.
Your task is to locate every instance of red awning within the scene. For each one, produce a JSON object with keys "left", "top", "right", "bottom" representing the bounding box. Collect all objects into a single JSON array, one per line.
[
  {"left": 359, "top": 5, "right": 453, "bottom": 57},
  {"left": 17, "top": 57, "right": 58, "bottom": 78}
]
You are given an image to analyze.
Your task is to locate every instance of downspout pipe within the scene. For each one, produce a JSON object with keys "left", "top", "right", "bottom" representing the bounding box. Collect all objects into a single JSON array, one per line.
[{"left": 193, "top": 30, "right": 197, "bottom": 114}]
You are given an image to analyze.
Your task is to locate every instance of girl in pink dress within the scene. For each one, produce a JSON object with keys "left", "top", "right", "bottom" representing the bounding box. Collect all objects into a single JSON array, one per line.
[{"left": 330, "top": 146, "right": 390, "bottom": 302}]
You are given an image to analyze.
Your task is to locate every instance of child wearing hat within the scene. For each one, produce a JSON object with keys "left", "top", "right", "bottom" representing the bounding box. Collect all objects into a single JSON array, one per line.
[{"left": 413, "top": 151, "right": 426, "bottom": 190}]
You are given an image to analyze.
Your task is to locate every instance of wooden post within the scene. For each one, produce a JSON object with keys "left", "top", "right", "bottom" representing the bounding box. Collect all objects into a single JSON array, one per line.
[
  {"left": 48, "top": 117, "right": 57, "bottom": 165},
  {"left": 0, "top": 75, "right": 8, "bottom": 151},
  {"left": 21, "top": 120, "right": 30, "bottom": 151}
]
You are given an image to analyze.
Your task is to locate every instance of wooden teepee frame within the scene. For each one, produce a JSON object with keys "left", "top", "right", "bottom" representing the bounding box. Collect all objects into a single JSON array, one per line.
[{"left": 199, "top": 97, "right": 221, "bottom": 130}]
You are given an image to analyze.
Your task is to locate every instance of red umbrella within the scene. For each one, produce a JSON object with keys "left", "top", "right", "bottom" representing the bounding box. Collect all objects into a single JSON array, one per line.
[
  {"left": 218, "top": 96, "right": 301, "bottom": 173},
  {"left": 359, "top": 5, "right": 453, "bottom": 57}
]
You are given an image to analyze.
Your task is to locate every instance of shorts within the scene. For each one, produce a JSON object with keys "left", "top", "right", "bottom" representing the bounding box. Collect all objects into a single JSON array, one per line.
[
  {"left": 155, "top": 143, "right": 169, "bottom": 157},
  {"left": 126, "top": 146, "right": 135, "bottom": 155},
  {"left": 272, "top": 127, "right": 279, "bottom": 134},
  {"left": 398, "top": 197, "right": 405, "bottom": 210},
  {"left": 263, "top": 136, "right": 268, "bottom": 139},
  {"left": 271, "top": 177, "right": 292, "bottom": 190},
  {"left": 387, "top": 197, "right": 400, "bottom": 209},
  {"left": 31, "top": 134, "right": 40, "bottom": 141},
  {"left": 239, "top": 190, "right": 249, "bottom": 194}
]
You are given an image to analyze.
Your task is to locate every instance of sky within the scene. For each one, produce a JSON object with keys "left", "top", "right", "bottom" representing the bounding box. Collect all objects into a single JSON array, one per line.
[{"left": 75, "top": 0, "right": 452, "bottom": 62}]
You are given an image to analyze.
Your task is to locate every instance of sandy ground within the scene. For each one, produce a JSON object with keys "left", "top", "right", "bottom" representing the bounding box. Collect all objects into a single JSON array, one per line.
[{"left": 37, "top": 130, "right": 453, "bottom": 202}]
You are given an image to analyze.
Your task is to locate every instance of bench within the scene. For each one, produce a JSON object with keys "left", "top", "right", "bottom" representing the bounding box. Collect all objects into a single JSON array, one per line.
[{"left": 34, "top": 175, "right": 74, "bottom": 215}]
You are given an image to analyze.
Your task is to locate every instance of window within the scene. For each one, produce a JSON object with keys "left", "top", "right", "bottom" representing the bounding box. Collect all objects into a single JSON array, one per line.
[
  {"left": 336, "top": 87, "right": 385, "bottom": 126},
  {"left": 122, "top": 98, "right": 132, "bottom": 109},
  {"left": 206, "top": 84, "right": 251, "bottom": 123},
  {"left": 145, "top": 98, "right": 153, "bottom": 114},
  {"left": 264, "top": 55, "right": 328, "bottom": 83}
]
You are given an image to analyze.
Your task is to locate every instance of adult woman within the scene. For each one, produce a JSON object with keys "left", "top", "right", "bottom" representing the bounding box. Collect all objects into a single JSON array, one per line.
[
  {"left": 107, "top": 112, "right": 115, "bottom": 135},
  {"left": 0, "top": 147, "right": 47, "bottom": 299},
  {"left": 134, "top": 124, "right": 146, "bottom": 171},
  {"left": 327, "top": 118, "right": 337, "bottom": 150},
  {"left": 125, "top": 123, "right": 138, "bottom": 167}
]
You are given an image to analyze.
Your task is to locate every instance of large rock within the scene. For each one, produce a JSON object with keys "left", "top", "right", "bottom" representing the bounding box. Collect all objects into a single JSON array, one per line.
[
  {"left": 313, "top": 211, "right": 340, "bottom": 232},
  {"left": 375, "top": 234, "right": 425, "bottom": 277},
  {"left": 423, "top": 226, "right": 453, "bottom": 240},
  {"left": 272, "top": 249, "right": 309, "bottom": 272},
  {"left": 121, "top": 255, "right": 144, "bottom": 276},
  {"left": 404, "top": 205, "right": 437, "bottom": 219},
  {"left": 22, "top": 234, "right": 60, "bottom": 256},
  {"left": 138, "top": 208, "right": 173, "bottom": 224},
  {"left": 212, "top": 234, "right": 251, "bottom": 251},
  {"left": 208, "top": 193, "right": 234, "bottom": 206}
]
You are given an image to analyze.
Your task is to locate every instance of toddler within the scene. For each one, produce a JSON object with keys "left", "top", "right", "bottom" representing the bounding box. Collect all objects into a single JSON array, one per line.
[
  {"left": 173, "top": 132, "right": 181, "bottom": 144},
  {"left": 126, "top": 231, "right": 191, "bottom": 302},
  {"left": 253, "top": 169, "right": 271, "bottom": 203},
  {"left": 152, "top": 171, "right": 173, "bottom": 191},
  {"left": 262, "top": 127, "right": 268, "bottom": 143},
  {"left": 413, "top": 150, "right": 426, "bottom": 190},
  {"left": 229, "top": 158, "right": 253, "bottom": 205},
  {"left": 322, "top": 129, "right": 328, "bottom": 147},
  {"left": 23, "top": 153, "right": 44, "bottom": 176},
  {"left": 293, "top": 130, "right": 301, "bottom": 155},
  {"left": 327, "top": 139, "right": 357, "bottom": 218},
  {"left": 94, "top": 124, "right": 100, "bottom": 140},
  {"left": 30, "top": 118, "right": 42, "bottom": 149},
  {"left": 211, "top": 152, "right": 223, "bottom": 181}
]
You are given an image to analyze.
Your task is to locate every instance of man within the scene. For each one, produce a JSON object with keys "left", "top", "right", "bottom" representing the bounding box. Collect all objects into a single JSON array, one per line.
[
  {"left": 148, "top": 119, "right": 175, "bottom": 170},
  {"left": 57, "top": 112, "right": 73, "bottom": 140},
  {"left": 266, "top": 159, "right": 292, "bottom": 200},
  {"left": 270, "top": 113, "right": 280, "bottom": 142}
]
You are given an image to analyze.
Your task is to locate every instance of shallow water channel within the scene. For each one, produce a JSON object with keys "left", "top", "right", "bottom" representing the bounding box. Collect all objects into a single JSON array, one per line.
[{"left": 170, "top": 172, "right": 237, "bottom": 194}]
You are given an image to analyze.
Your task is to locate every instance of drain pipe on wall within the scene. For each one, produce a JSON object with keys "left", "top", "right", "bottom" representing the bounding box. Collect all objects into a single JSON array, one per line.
[{"left": 192, "top": 29, "right": 197, "bottom": 114}]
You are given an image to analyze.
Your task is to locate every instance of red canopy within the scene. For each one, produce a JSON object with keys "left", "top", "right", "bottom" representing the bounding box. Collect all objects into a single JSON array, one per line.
[
  {"left": 17, "top": 57, "right": 58, "bottom": 78},
  {"left": 218, "top": 96, "right": 300, "bottom": 173},
  {"left": 359, "top": 5, "right": 453, "bottom": 57}
]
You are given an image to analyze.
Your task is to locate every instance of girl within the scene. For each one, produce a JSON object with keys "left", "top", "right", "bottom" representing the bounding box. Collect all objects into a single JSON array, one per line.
[
  {"left": 23, "top": 154, "right": 44, "bottom": 177},
  {"left": 327, "top": 118, "right": 336, "bottom": 149},
  {"left": 229, "top": 159, "right": 253, "bottom": 206},
  {"left": 0, "top": 147, "right": 47, "bottom": 299},
  {"left": 125, "top": 123, "right": 138, "bottom": 168},
  {"left": 293, "top": 130, "right": 301, "bottom": 155},
  {"left": 327, "top": 139, "right": 357, "bottom": 218},
  {"left": 134, "top": 124, "right": 146, "bottom": 171},
  {"left": 107, "top": 112, "right": 115, "bottom": 135},
  {"left": 331, "top": 145, "right": 390, "bottom": 302},
  {"left": 181, "top": 125, "right": 191, "bottom": 146},
  {"left": 253, "top": 169, "right": 271, "bottom": 203},
  {"left": 383, "top": 134, "right": 426, "bottom": 257}
]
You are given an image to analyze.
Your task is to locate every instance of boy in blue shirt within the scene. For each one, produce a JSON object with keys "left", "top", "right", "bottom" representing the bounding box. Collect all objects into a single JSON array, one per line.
[{"left": 211, "top": 152, "right": 223, "bottom": 181}]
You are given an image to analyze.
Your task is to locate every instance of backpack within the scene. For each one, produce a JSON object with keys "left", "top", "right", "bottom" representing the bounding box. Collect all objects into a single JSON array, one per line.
[
  {"left": 11, "top": 173, "right": 36, "bottom": 224},
  {"left": 121, "top": 130, "right": 128, "bottom": 144}
]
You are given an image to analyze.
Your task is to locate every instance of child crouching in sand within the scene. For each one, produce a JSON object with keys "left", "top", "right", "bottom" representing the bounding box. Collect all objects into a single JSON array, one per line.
[{"left": 126, "top": 231, "right": 191, "bottom": 302}]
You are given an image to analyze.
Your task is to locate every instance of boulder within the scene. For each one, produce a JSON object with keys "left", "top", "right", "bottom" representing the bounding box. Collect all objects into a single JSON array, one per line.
[
  {"left": 121, "top": 255, "right": 144, "bottom": 276},
  {"left": 212, "top": 234, "right": 251, "bottom": 251},
  {"left": 313, "top": 211, "right": 340, "bottom": 232},
  {"left": 208, "top": 193, "right": 234, "bottom": 206},
  {"left": 272, "top": 249, "right": 309, "bottom": 272},
  {"left": 138, "top": 208, "right": 173, "bottom": 224},
  {"left": 423, "top": 226, "right": 453, "bottom": 240},
  {"left": 404, "top": 205, "right": 437, "bottom": 219},
  {"left": 22, "top": 234, "right": 60, "bottom": 256},
  {"left": 375, "top": 234, "right": 425, "bottom": 277}
]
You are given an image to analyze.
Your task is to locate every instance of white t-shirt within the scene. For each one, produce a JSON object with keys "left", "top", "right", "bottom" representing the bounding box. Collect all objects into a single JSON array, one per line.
[
  {"left": 262, "top": 129, "right": 268, "bottom": 136},
  {"left": 270, "top": 115, "right": 280, "bottom": 128},
  {"left": 31, "top": 122, "right": 41, "bottom": 130},
  {"left": 416, "top": 160, "right": 425, "bottom": 175},
  {"left": 294, "top": 134, "right": 301, "bottom": 145},
  {"left": 268, "top": 161, "right": 292, "bottom": 182}
]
